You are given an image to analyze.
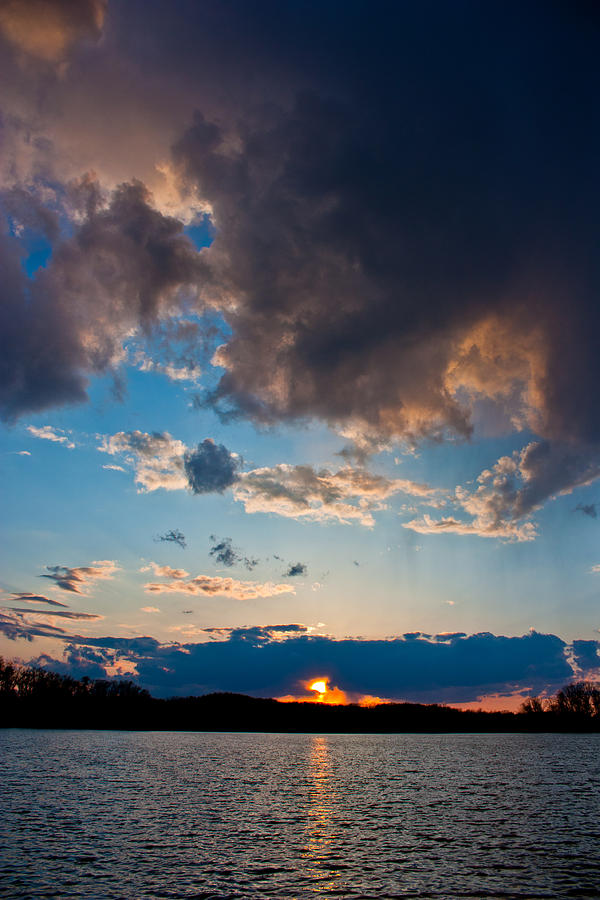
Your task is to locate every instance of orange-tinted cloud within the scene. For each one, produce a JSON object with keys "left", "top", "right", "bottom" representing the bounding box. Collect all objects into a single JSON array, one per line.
[
  {"left": 234, "top": 463, "right": 443, "bottom": 527},
  {"left": 145, "top": 573, "right": 294, "bottom": 601},
  {"left": 0, "top": 0, "right": 106, "bottom": 64}
]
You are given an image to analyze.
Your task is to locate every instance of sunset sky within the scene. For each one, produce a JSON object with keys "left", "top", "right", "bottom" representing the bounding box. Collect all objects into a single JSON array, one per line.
[{"left": 1, "top": 0, "right": 600, "bottom": 708}]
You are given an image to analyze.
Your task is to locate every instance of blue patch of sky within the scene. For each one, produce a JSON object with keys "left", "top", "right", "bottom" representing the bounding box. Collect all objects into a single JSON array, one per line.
[
  {"left": 21, "top": 234, "right": 54, "bottom": 277},
  {"left": 184, "top": 212, "right": 215, "bottom": 250}
]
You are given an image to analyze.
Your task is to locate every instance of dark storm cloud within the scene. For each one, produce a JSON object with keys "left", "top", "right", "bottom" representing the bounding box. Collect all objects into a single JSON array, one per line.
[
  {"left": 184, "top": 439, "right": 239, "bottom": 494},
  {"left": 171, "top": 5, "right": 600, "bottom": 446},
  {"left": 208, "top": 535, "right": 257, "bottom": 570},
  {"left": 575, "top": 503, "right": 597, "bottom": 519},
  {"left": 32, "top": 647, "right": 112, "bottom": 681},
  {"left": 0, "top": 0, "right": 106, "bottom": 64},
  {"left": 571, "top": 640, "right": 600, "bottom": 674},
  {"left": 0, "top": 181, "right": 204, "bottom": 421},
  {"left": 284, "top": 562, "right": 307, "bottom": 578},
  {"left": 166, "top": 1, "right": 600, "bottom": 524},
  {"left": 119, "top": 630, "right": 583, "bottom": 703},
  {"left": 32, "top": 627, "right": 582, "bottom": 705},
  {"left": 1, "top": 186, "right": 60, "bottom": 240},
  {"left": 155, "top": 529, "right": 187, "bottom": 549},
  {"left": 2, "top": 1, "right": 600, "bottom": 533}
]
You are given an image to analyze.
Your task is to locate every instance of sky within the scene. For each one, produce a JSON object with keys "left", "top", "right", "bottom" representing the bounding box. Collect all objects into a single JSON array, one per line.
[{"left": 1, "top": 0, "right": 600, "bottom": 709}]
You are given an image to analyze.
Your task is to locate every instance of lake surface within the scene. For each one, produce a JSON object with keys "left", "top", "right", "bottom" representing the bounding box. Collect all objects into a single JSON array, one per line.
[{"left": 1, "top": 731, "right": 599, "bottom": 899}]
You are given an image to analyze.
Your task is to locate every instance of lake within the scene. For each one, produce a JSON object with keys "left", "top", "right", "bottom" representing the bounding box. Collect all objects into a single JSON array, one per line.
[{"left": 1, "top": 731, "right": 599, "bottom": 898}]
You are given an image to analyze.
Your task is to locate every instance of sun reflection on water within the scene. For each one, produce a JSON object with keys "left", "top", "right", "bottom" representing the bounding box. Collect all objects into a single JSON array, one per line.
[{"left": 301, "top": 736, "right": 345, "bottom": 892}]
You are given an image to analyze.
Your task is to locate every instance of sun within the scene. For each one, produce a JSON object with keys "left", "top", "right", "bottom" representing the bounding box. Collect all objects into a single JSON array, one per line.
[{"left": 309, "top": 679, "right": 328, "bottom": 694}]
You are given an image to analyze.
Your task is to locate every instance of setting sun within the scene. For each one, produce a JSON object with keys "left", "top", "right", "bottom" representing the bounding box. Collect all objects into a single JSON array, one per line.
[{"left": 309, "top": 680, "right": 327, "bottom": 694}]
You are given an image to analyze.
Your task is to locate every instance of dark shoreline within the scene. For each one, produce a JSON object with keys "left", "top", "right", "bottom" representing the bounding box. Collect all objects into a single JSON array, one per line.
[
  {"left": 4, "top": 690, "right": 600, "bottom": 733},
  {"left": 3, "top": 660, "right": 600, "bottom": 732}
]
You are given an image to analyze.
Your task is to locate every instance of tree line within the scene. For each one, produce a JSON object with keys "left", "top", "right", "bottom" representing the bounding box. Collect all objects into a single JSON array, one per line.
[{"left": 1, "top": 657, "right": 599, "bottom": 731}]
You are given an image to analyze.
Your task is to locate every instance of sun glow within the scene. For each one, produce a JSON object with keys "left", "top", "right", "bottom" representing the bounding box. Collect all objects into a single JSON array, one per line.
[
  {"left": 305, "top": 677, "right": 348, "bottom": 704},
  {"left": 278, "top": 677, "right": 383, "bottom": 705}
]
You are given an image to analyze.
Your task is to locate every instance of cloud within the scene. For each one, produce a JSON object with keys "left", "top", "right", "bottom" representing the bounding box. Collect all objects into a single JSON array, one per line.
[
  {"left": 135, "top": 352, "right": 201, "bottom": 384},
  {"left": 1, "top": 607, "right": 102, "bottom": 620},
  {"left": 284, "top": 562, "right": 307, "bottom": 578},
  {"left": 173, "top": 68, "right": 600, "bottom": 458},
  {"left": 1, "top": 181, "right": 205, "bottom": 422},
  {"left": 101, "top": 427, "right": 438, "bottom": 528},
  {"left": 208, "top": 535, "right": 257, "bottom": 571},
  {"left": 39, "top": 560, "right": 119, "bottom": 594},
  {"left": 144, "top": 573, "right": 294, "bottom": 601},
  {"left": 141, "top": 562, "right": 189, "bottom": 580},
  {"left": 576, "top": 503, "right": 597, "bottom": 519},
  {"left": 100, "top": 432, "right": 239, "bottom": 496},
  {"left": 102, "top": 463, "right": 125, "bottom": 472},
  {"left": 0, "top": 609, "right": 67, "bottom": 641},
  {"left": 5, "top": 592, "right": 68, "bottom": 608},
  {"left": 140, "top": 606, "right": 160, "bottom": 614},
  {"left": 167, "top": 5, "right": 600, "bottom": 524},
  {"left": 99, "top": 430, "right": 188, "bottom": 492},
  {"left": 184, "top": 439, "right": 240, "bottom": 494},
  {"left": 128, "top": 315, "right": 222, "bottom": 388},
  {"left": 570, "top": 640, "right": 600, "bottom": 679},
  {"left": 2, "top": 1, "right": 600, "bottom": 539},
  {"left": 0, "top": 0, "right": 106, "bottom": 64},
  {"left": 24, "top": 625, "right": 583, "bottom": 705},
  {"left": 404, "top": 441, "right": 600, "bottom": 541},
  {"left": 203, "top": 623, "right": 311, "bottom": 643},
  {"left": 234, "top": 463, "right": 441, "bottom": 526},
  {"left": 403, "top": 514, "right": 536, "bottom": 543},
  {"left": 26, "top": 425, "right": 75, "bottom": 448},
  {"left": 155, "top": 529, "right": 187, "bottom": 549},
  {"left": 590, "top": 565, "right": 600, "bottom": 575}
]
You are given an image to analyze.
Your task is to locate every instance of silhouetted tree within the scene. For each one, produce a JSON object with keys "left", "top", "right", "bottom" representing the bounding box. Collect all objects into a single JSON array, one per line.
[
  {"left": 549, "top": 681, "right": 600, "bottom": 718},
  {"left": 519, "top": 696, "right": 546, "bottom": 714}
]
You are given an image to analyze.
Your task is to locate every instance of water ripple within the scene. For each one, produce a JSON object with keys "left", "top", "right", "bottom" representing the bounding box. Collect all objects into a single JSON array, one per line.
[{"left": 0, "top": 731, "right": 599, "bottom": 898}]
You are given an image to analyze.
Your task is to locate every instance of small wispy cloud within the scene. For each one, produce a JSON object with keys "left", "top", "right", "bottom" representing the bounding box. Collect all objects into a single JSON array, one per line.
[
  {"left": 5, "top": 592, "right": 69, "bottom": 608},
  {"left": 155, "top": 529, "right": 187, "bottom": 549},
  {"left": 1, "top": 607, "right": 103, "bottom": 620},
  {"left": 141, "top": 562, "right": 189, "bottom": 580},
  {"left": 576, "top": 503, "right": 597, "bottom": 519},
  {"left": 209, "top": 535, "right": 257, "bottom": 570},
  {"left": 144, "top": 573, "right": 294, "bottom": 601},
  {"left": 284, "top": 562, "right": 307, "bottom": 577},
  {"left": 40, "top": 561, "right": 119, "bottom": 594},
  {"left": 27, "top": 425, "right": 75, "bottom": 449},
  {"left": 135, "top": 352, "right": 201, "bottom": 384}
]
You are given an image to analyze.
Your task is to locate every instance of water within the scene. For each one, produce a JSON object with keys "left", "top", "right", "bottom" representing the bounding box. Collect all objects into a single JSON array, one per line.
[{"left": 1, "top": 731, "right": 599, "bottom": 899}]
